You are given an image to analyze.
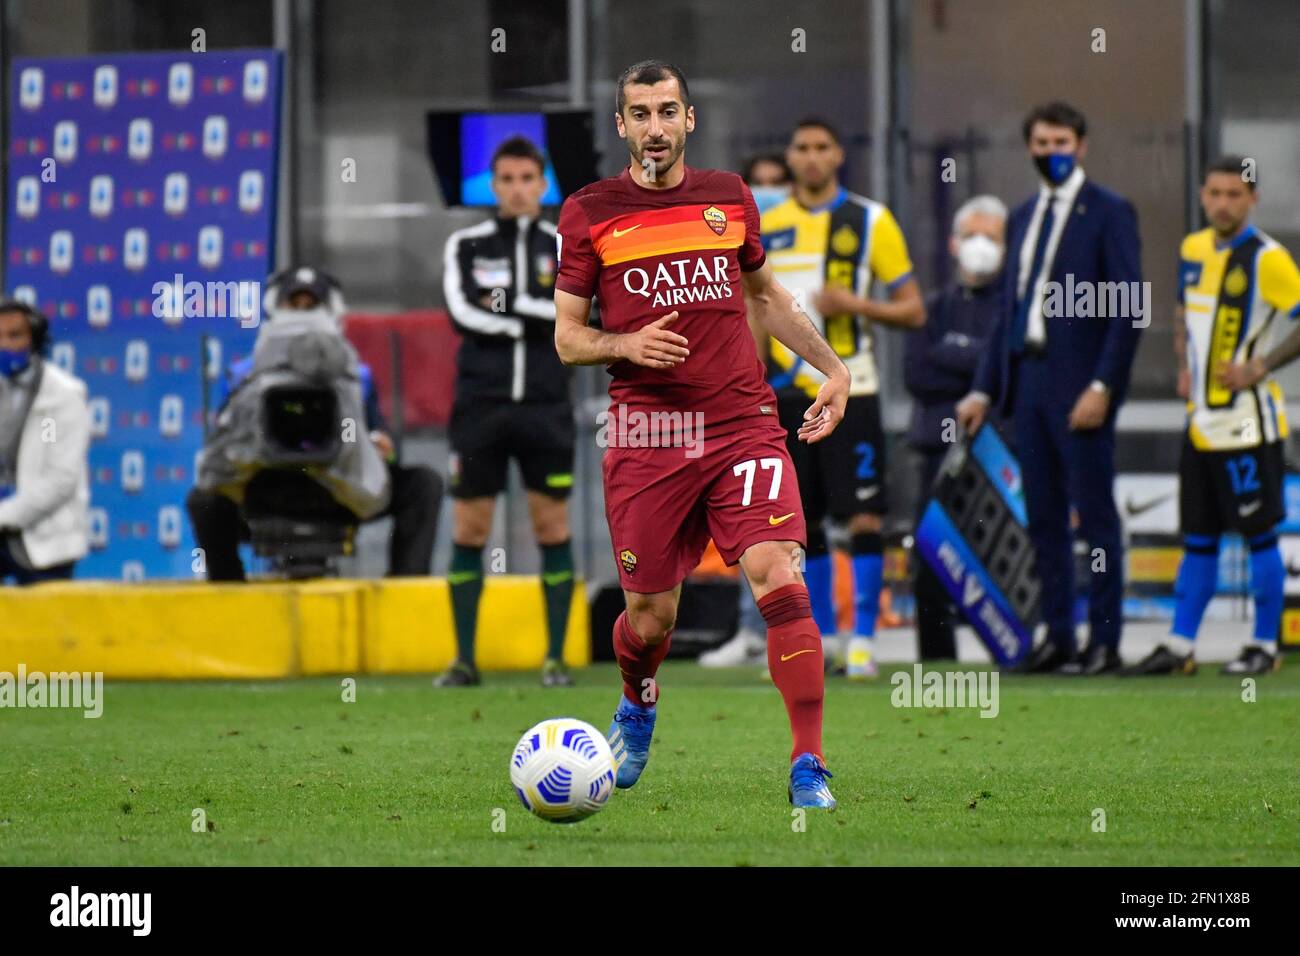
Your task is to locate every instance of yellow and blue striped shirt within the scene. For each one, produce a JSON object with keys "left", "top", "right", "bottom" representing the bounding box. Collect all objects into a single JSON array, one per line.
[{"left": 1180, "top": 225, "right": 1300, "bottom": 450}]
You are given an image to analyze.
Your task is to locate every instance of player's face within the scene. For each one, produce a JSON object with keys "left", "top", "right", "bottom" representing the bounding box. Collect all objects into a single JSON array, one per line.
[
  {"left": 616, "top": 78, "right": 693, "bottom": 178},
  {"left": 785, "top": 128, "right": 843, "bottom": 192},
  {"left": 1026, "top": 121, "right": 1087, "bottom": 160},
  {"left": 492, "top": 156, "right": 547, "bottom": 217},
  {"left": 0, "top": 310, "right": 33, "bottom": 352},
  {"left": 747, "top": 159, "right": 788, "bottom": 188},
  {"left": 1200, "top": 172, "right": 1257, "bottom": 237}
]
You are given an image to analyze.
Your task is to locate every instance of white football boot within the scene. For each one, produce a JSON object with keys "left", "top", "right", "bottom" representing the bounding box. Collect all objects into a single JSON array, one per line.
[
  {"left": 699, "top": 627, "right": 767, "bottom": 668},
  {"left": 845, "top": 635, "right": 878, "bottom": 679}
]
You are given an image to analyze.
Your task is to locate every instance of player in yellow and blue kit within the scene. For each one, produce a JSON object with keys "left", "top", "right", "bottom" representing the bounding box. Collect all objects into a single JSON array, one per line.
[
  {"left": 755, "top": 118, "right": 925, "bottom": 678},
  {"left": 1125, "top": 156, "right": 1300, "bottom": 676}
]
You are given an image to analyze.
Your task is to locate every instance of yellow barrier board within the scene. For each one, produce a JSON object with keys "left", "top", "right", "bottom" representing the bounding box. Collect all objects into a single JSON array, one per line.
[
  {"left": 0, "top": 577, "right": 589, "bottom": 679},
  {"left": 296, "top": 580, "right": 365, "bottom": 675},
  {"left": 1282, "top": 607, "right": 1300, "bottom": 647},
  {"left": 0, "top": 581, "right": 299, "bottom": 678},
  {"left": 360, "top": 577, "right": 590, "bottom": 673}
]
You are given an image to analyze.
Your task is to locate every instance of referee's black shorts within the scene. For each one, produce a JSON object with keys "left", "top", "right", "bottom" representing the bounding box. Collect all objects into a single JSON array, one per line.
[{"left": 448, "top": 398, "right": 575, "bottom": 500}]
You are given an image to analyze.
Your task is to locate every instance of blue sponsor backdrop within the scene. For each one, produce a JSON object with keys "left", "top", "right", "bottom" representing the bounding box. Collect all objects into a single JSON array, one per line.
[{"left": 4, "top": 50, "right": 281, "bottom": 579}]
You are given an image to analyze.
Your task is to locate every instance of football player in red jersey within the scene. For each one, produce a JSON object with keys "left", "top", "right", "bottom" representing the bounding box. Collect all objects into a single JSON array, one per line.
[{"left": 553, "top": 60, "right": 850, "bottom": 809}]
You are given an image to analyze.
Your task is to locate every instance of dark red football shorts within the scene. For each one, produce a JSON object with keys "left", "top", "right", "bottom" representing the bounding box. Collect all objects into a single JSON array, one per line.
[{"left": 603, "top": 418, "right": 808, "bottom": 594}]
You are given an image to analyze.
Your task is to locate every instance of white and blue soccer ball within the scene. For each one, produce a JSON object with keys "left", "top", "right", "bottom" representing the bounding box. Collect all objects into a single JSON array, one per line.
[{"left": 510, "top": 718, "right": 617, "bottom": 823}]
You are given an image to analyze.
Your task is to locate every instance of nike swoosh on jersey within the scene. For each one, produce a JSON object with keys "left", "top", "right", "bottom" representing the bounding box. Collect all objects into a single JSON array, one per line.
[
  {"left": 769, "top": 512, "right": 796, "bottom": 526},
  {"left": 780, "top": 648, "right": 816, "bottom": 662},
  {"left": 612, "top": 224, "right": 643, "bottom": 238},
  {"left": 1238, "top": 500, "right": 1263, "bottom": 517}
]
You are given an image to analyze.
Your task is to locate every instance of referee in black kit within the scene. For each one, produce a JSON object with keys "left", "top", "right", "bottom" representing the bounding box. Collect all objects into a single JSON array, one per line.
[{"left": 436, "top": 136, "right": 577, "bottom": 689}]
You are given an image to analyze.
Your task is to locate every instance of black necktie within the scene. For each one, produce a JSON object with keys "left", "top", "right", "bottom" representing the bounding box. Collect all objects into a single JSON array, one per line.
[{"left": 1011, "top": 192, "right": 1057, "bottom": 350}]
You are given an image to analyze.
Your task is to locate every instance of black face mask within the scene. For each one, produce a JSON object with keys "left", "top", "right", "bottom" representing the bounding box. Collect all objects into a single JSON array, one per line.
[{"left": 1034, "top": 152, "right": 1076, "bottom": 186}]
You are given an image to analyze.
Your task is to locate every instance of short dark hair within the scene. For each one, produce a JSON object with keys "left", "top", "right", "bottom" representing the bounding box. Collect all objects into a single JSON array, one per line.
[
  {"left": 0, "top": 298, "right": 49, "bottom": 352},
  {"left": 616, "top": 59, "right": 690, "bottom": 115},
  {"left": 741, "top": 153, "right": 791, "bottom": 186},
  {"left": 490, "top": 135, "right": 546, "bottom": 175},
  {"left": 1204, "top": 154, "right": 1257, "bottom": 192},
  {"left": 791, "top": 117, "right": 841, "bottom": 146},
  {"left": 1021, "top": 101, "right": 1088, "bottom": 142}
]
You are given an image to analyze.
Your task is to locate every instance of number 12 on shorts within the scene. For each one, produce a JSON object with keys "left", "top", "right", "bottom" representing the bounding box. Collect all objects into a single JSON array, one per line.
[
  {"left": 734, "top": 457, "right": 784, "bottom": 506},
  {"left": 1226, "top": 454, "right": 1260, "bottom": 496}
]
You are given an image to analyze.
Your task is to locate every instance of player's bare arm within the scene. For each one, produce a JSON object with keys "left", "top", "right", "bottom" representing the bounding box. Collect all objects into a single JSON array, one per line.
[
  {"left": 742, "top": 295, "right": 769, "bottom": 363},
  {"left": 742, "top": 260, "right": 850, "bottom": 443},
  {"left": 554, "top": 289, "right": 689, "bottom": 369},
  {"left": 1217, "top": 317, "right": 1300, "bottom": 390},
  {"left": 811, "top": 276, "right": 926, "bottom": 330}
]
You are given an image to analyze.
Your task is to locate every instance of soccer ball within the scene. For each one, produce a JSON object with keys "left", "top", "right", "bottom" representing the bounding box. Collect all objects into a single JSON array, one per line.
[{"left": 510, "top": 718, "right": 617, "bottom": 823}]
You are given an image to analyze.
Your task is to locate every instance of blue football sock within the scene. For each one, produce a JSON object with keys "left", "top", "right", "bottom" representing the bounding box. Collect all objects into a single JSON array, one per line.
[
  {"left": 851, "top": 532, "right": 883, "bottom": 638},
  {"left": 737, "top": 581, "right": 766, "bottom": 636},
  {"left": 803, "top": 553, "right": 837, "bottom": 636},
  {"left": 1171, "top": 535, "right": 1219, "bottom": 641},
  {"left": 1248, "top": 532, "right": 1284, "bottom": 644}
]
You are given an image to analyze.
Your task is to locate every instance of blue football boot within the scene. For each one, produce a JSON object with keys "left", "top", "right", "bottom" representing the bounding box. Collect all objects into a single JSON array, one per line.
[
  {"left": 789, "top": 752, "right": 836, "bottom": 810},
  {"left": 606, "top": 696, "right": 656, "bottom": 789}
]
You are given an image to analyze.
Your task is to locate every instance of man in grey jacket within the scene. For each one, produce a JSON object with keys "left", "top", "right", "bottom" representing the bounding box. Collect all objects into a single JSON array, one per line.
[{"left": 0, "top": 300, "right": 90, "bottom": 584}]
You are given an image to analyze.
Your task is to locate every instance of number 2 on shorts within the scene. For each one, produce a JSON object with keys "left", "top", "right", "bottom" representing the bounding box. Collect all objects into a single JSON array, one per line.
[{"left": 733, "top": 457, "right": 783, "bottom": 506}]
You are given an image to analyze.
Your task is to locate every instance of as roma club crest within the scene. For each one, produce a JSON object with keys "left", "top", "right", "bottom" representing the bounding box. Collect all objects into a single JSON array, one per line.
[
  {"left": 701, "top": 205, "right": 727, "bottom": 236},
  {"left": 619, "top": 549, "right": 638, "bottom": 575}
]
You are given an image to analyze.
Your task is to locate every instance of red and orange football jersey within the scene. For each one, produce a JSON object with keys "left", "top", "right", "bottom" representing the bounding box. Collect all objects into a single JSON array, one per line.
[{"left": 556, "top": 165, "right": 777, "bottom": 437}]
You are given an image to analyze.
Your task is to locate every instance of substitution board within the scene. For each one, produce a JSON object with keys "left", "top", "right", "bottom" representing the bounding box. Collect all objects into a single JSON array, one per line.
[{"left": 914, "top": 425, "right": 1040, "bottom": 666}]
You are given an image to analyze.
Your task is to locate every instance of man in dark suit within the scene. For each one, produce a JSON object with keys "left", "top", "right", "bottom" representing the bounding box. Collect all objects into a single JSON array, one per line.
[{"left": 957, "top": 102, "right": 1143, "bottom": 675}]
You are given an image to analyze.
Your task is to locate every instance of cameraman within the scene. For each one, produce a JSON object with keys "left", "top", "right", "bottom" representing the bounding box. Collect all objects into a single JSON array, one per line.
[
  {"left": 186, "top": 269, "right": 442, "bottom": 580},
  {"left": 0, "top": 299, "right": 90, "bottom": 584}
]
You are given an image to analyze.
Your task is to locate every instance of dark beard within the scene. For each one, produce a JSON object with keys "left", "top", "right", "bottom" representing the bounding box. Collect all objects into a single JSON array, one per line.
[
  {"left": 629, "top": 136, "right": 682, "bottom": 179},
  {"left": 798, "top": 171, "right": 834, "bottom": 193}
]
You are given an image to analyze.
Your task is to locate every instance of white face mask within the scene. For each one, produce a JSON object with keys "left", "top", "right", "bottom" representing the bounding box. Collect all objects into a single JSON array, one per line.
[
  {"left": 750, "top": 185, "right": 791, "bottom": 212},
  {"left": 956, "top": 233, "right": 1004, "bottom": 280}
]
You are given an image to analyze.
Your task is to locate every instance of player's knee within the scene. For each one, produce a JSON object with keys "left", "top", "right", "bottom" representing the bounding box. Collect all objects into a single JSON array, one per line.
[
  {"left": 535, "top": 527, "right": 570, "bottom": 547},
  {"left": 747, "top": 545, "right": 803, "bottom": 594},
  {"left": 636, "top": 614, "right": 675, "bottom": 645},
  {"left": 453, "top": 527, "right": 490, "bottom": 549},
  {"left": 531, "top": 504, "right": 570, "bottom": 545},
  {"left": 627, "top": 602, "right": 676, "bottom": 644},
  {"left": 452, "top": 505, "right": 492, "bottom": 547}
]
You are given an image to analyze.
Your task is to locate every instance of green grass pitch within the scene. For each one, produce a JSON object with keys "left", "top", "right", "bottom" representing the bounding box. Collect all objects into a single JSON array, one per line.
[{"left": 2, "top": 662, "right": 1296, "bottom": 865}]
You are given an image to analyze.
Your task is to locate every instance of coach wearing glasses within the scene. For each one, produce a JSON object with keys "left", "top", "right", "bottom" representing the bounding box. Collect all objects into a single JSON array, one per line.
[{"left": 957, "top": 102, "right": 1143, "bottom": 675}]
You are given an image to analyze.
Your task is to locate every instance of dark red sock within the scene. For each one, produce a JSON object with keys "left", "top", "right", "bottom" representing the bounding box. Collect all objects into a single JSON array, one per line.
[
  {"left": 612, "top": 610, "right": 671, "bottom": 705},
  {"left": 759, "top": 583, "right": 824, "bottom": 761}
]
